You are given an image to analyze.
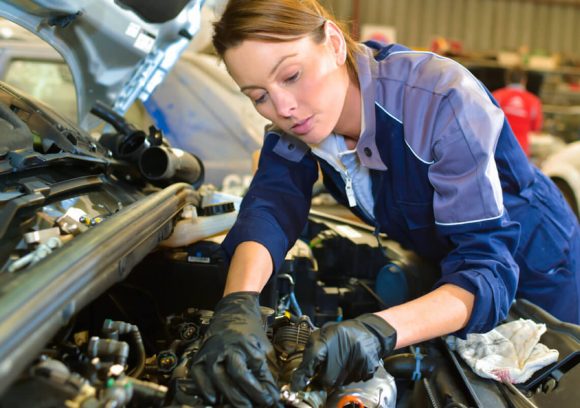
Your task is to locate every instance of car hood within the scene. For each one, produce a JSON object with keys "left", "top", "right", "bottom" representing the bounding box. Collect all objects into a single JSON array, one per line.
[{"left": 0, "top": 0, "right": 203, "bottom": 130}]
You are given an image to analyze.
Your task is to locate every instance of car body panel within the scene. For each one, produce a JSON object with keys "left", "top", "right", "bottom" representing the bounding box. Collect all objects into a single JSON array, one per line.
[
  {"left": 0, "top": 11, "right": 267, "bottom": 187},
  {"left": 0, "top": 0, "right": 203, "bottom": 130}
]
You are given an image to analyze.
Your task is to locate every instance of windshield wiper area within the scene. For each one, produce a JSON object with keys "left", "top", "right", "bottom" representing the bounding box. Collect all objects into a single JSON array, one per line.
[{"left": 3, "top": 150, "right": 109, "bottom": 175}]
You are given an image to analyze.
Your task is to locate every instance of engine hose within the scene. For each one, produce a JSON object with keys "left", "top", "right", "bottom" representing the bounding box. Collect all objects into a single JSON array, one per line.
[
  {"left": 91, "top": 101, "right": 150, "bottom": 162},
  {"left": 289, "top": 291, "right": 304, "bottom": 317},
  {"left": 127, "top": 329, "right": 146, "bottom": 378},
  {"left": 383, "top": 353, "right": 437, "bottom": 379},
  {"left": 102, "top": 320, "right": 146, "bottom": 378},
  {"left": 88, "top": 337, "right": 129, "bottom": 366},
  {"left": 126, "top": 377, "right": 168, "bottom": 404}
]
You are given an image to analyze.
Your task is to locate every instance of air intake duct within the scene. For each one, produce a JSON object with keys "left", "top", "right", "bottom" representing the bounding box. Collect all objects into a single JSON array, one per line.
[{"left": 139, "top": 146, "right": 204, "bottom": 187}]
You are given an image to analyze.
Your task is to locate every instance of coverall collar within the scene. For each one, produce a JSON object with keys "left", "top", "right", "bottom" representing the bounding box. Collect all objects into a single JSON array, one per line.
[{"left": 354, "top": 46, "right": 388, "bottom": 170}]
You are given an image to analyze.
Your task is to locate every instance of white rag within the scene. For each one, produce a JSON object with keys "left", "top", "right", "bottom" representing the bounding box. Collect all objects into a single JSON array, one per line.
[{"left": 448, "top": 319, "right": 559, "bottom": 384}]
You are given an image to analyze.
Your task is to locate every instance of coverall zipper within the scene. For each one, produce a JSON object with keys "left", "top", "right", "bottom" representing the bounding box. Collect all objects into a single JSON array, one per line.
[
  {"left": 316, "top": 150, "right": 377, "bottom": 225},
  {"left": 344, "top": 175, "right": 356, "bottom": 207}
]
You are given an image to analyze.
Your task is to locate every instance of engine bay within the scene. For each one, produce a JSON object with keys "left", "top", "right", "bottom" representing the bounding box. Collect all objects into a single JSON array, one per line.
[
  {"left": 0, "top": 80, "right": 578, "bottom": 408},
  {"left": 1, "top": 202, "right": 579, "bottom": 407}
]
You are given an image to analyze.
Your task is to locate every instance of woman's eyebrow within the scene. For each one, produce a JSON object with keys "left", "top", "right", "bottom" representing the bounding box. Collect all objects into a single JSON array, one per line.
[
  {"left": 240, "top": 53, "right": 298, "bottom": 92},
  {"left": 268, "top": 53, "right": 298, "bottom": 77}
]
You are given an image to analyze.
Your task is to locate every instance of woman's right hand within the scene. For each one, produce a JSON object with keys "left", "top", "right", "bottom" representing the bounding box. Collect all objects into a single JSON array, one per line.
[{"left": 189, "top": 291, "right": 280, "bottom": 407}]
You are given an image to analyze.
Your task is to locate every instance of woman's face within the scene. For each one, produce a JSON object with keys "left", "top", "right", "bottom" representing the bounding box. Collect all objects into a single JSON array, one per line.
[{"left": 223, "top": 23, "right": 350, "bottom": 145}]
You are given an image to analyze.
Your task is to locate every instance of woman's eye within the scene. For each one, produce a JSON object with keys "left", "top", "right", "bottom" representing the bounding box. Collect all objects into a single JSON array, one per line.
[
  {"left": 254, "top": 94, "right": 267, "bottom": 105},
  {"left": 284, "top": 72, "right": 299, "bottom": 84}
]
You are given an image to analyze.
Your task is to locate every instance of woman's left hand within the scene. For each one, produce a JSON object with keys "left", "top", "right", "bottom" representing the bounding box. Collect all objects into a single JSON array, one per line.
[{"left": 290, "top": 313, "right": 397, "bottom": 390}]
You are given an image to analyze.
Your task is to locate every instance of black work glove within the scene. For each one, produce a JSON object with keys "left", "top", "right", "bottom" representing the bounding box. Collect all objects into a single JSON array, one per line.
[
  {"left": 189, "top": 292, "right": 280, "bottom": 407},
  {"left": 290, "top": 313, "right": 397, "bottom": 391}
]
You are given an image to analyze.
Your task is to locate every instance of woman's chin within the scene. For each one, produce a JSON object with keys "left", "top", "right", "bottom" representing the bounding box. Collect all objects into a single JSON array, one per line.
[{"left": 293, "top": 126, "right": 334, "bottom": 145}]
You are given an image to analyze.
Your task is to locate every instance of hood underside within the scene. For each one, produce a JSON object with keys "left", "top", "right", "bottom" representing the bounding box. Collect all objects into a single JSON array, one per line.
[{"left": 0, "top": 0, "right": 203, "bottom": 130}]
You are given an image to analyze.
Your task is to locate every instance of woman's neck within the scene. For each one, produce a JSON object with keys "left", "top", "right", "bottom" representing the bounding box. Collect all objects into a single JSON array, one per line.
[{"left": 333, "top": 75, "right": 361, "bottom": 147}]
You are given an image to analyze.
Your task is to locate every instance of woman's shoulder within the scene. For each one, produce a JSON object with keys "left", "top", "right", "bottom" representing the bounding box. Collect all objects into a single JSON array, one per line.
[{"left": 374, "top": 48, "right": 471, "bottom": 95}]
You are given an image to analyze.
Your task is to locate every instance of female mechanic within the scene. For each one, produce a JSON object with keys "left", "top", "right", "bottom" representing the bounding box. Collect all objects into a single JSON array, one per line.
[{"left": 188, "top": 1, "right": 580, "bottom": 406}]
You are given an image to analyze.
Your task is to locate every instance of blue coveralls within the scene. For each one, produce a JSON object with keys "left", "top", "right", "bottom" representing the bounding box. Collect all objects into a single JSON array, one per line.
[{"left": 222, "top": 43, "right": 580, "bottom": 336}]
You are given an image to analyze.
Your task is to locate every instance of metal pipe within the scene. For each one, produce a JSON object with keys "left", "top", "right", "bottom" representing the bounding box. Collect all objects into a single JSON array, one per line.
[{"left": 0, "top": 182, "right": 199, "bottom": 396}]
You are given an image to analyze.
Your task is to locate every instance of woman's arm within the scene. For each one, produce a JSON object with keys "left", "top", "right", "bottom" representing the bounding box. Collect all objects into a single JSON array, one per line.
[
  {"left": 376, "top": 284, "right": 475, "bottom": 348},
  {"left": 223, "top": 241, "right": 274, "bottom": 295}
]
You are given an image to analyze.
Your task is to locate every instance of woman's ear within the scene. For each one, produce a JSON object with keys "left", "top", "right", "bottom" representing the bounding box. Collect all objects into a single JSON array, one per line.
[{"left": 324, "top": 20, "right": 347, "bottom": 66}]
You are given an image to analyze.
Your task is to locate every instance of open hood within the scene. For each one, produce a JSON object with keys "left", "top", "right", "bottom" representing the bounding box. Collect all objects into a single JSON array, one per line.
[{"left": 0, "top": 0, "right": 203, "bottom": 130}]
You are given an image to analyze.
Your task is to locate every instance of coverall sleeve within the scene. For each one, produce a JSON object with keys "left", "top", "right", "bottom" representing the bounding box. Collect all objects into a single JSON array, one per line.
[
  {"left": 427, "top": 66, "right": 521, "bottom": 337},
  {"left": 221, "top": 132, "right": 319, "bottom": 272}
]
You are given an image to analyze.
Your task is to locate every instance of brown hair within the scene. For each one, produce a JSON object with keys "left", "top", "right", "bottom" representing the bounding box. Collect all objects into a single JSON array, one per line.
[{"left": 212, "top": 0, "right": 361, "bottom": 79}]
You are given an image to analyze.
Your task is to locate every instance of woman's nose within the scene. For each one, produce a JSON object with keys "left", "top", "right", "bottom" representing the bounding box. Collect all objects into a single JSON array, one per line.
[{"left": 273, "top": 90, "right": 297, "bottom": 118}]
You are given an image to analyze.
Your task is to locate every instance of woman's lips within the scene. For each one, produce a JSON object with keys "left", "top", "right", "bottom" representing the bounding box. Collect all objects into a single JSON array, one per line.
[{"left": 291, "top": 115, "right": 314, "bottom": 135}]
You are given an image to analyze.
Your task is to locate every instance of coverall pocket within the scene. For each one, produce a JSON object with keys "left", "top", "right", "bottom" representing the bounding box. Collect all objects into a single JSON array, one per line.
[
  {"left": 517, "top": 189, "right": 574, "bottom": 275},
  {"left": 517, "top": 219, "right": 572, "bottom": 274}
]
